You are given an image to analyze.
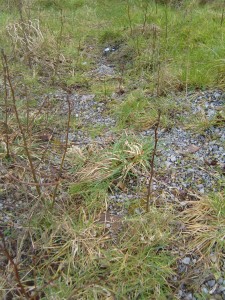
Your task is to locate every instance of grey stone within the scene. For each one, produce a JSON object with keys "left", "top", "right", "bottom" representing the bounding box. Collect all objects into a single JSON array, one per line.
[
  {"left": 218, "top": 286, "right": 225, "bottom": 293},
  {"left": 170, "top": 155, "right": 177, "bottom": 162},
  {"left": 207, "top": 280, "right": 216, "bottom": 288},
  {"left": 201, "top": 286, "right": 209, "bottom": 294},
  {"left": 185, "top": 292, "right": 193, "bottom": 300},
  {"left": 182, "top": 257, "right": 191, "bottom": 265}
]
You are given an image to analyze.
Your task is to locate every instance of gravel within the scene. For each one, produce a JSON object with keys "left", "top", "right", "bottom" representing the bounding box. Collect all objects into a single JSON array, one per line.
[{"left": 140, "top": 90, "right": 225, "bottom": 201}]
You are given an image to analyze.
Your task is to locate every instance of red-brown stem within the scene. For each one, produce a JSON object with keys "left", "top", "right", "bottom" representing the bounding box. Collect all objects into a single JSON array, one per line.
[
  {"left": 1, "top": 57, "right": 10, "bottom": 158},
  {"left": 0, "top": 232, "right": 30, "bottom": 299},
  {"left": 51, "top": 94, "right": 71, "bottom": 207},
  {"left": 126, "top": 0, "right": 133, "bottom": 35},
  {"left": 146, "top": 110, "right": 161, "bottom": 212},
  {"left": 1, "top": 50, "right": 41, "bottom": 197}
]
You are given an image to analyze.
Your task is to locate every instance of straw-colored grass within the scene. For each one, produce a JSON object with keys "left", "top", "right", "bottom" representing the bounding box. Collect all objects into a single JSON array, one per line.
[{"left": 180, "top": 192, "right": 225, "bottom": 255}]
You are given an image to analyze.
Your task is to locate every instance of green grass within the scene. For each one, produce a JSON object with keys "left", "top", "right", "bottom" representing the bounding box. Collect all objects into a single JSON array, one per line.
[
  {"left": 27, "top": 204, "right": 176, "bottom": 299},
  {"left": 114, "top": 90, "right": 188, "bottom": 130},
  {"left": 1, "top": 0, "right": 224, "bottom": 89}
]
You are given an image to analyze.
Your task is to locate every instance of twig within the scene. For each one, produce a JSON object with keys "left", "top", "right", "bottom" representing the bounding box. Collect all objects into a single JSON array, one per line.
[
  {"left": 126, "top": 0, "right": 133, "bottom": 35},
  {"left": 51, "top": 94, "right": 71, "bottom": 207},
  {"left": 1, "top": 49, "right": 41, "bottom": 198},
  {"left": 17, "top": 0, "right": 32, "bottom": 69},
  {"left": 1, "top": 55, "right": 10, "bottom": 158},
  {"left": 146, "top": 110, "right": 161, "bottom": 212},
  {"left": 0, "top": 231, "right": 30, "bottom": 299}
]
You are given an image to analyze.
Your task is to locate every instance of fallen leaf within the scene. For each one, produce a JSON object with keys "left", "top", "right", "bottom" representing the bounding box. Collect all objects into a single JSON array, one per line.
[
  {"left": 186, "top": 144, "right": 200, "bottom": 154},
  {"left": 38, "top": 133, "right": 52, "bottom": 142},
  {"left": 204, "top": 159, "right": 218, "bottom": 166},
  {"left": 117, "top": 181, "right": 126, "bottom": 191}
]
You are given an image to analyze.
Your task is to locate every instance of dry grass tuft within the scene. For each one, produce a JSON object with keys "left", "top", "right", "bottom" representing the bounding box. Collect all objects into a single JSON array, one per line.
[
  {"left": 77, "top": 138, "right": 150, "bottom": 184},
  {"left": 180, "top": 192, "right": 225, "bottom": 255},
  {"left": 6, "top": 19, "right": 44, "bottom": 57}
]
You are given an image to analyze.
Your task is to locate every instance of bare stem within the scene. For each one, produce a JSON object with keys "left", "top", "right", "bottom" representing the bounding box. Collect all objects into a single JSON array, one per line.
[
  {"left": 1, "top": 50, "right": 41, "bottom": 197},
  {"left": 1, "top": 56, "right": 10, "bottom": 158},
  {"left": 0, "top": 231, "right": 30, "bottom": 299},
  {"left": 51, "top": 94, "right": 71, "bottom": 207},
  {"left": 17, "top": 0, "right": 32, "bottom": 69},
  {"left": 126, "top": 0, "right": 133, "bottom": 35},
  {"left": 146, "top": 110, "right": 161, "bottom": 212}
]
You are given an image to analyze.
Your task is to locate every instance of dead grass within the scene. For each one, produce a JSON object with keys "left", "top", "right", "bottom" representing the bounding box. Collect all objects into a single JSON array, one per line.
[
  {"left": 180, "top": 192, "right": 225, "bottom": 255},
  {"left": 69, "top": 135, "right": 153, "bottom": 196}
]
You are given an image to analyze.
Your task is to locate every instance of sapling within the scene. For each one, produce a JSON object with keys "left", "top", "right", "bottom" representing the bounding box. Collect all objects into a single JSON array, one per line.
[
  {"left": 1, "top": 55, "right": 10, "bottom": 158},
  {"left": 146, "top": 109, "right": 161, "bottom": 212},
  {"left": 51, "top": 94, "right": 71, "bottom": 207},
  {"left": 1, "top": 50, "right": 41, "bottom": 197},
  {"left": 0, "top": 231, "right": 30, "bottom": 299}
]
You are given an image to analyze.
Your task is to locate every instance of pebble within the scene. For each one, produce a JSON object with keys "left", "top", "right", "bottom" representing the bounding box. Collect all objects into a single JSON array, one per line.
[
  {"left": 201, "top": 286, "right": 209, "bottom": 294},
  {"left": 170, "top": 155, "right": 177, "bottom": 162},
  {"left": 218, "top": 278, "right": 224, "bottom": 284},
  {"left": 218, "top": 286, "right": 225, "bottom": 293},
  {"left": 207, "top": 280, "right": 216, "bottom": 288},
  {"left": 182, "top": 257, "right": 191, "bottom": 265},
  {"left": 185, "top": 293, "right": 194, "bottom": 300}
]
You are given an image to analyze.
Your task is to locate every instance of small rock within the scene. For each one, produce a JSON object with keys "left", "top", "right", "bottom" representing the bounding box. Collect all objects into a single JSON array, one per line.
[
  {"left": 182, "top": 257, "right": 191, "bottom": 265},
  {"left": 170, "top": 155, "right": 177, "bottom": 162},
  {"left": 207, "top": 280, "right": 216, "bottom": 288},
  {"left": 185, "top": 292, "right": 193, "bottom": 300},
  {"left": 210, "top": 254, "right": 217, "bottom": 263},
  {"left": 178, "top": 290, "right": 183, "bottom": 297},
  {"left": 218, "top": 286, "right": 225, "bottom": 293},
  {"left": 214, "top": 92, "right": 221, "bottom": 99},
  {"left": 165, "top": 161, "right": 172, "bottom": 168},
  {"left": 104, "top": 47, "right": 111, "bottom": 53},
  {"left": 201, "top": 286, "right": 209, "bottom": 294}
]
